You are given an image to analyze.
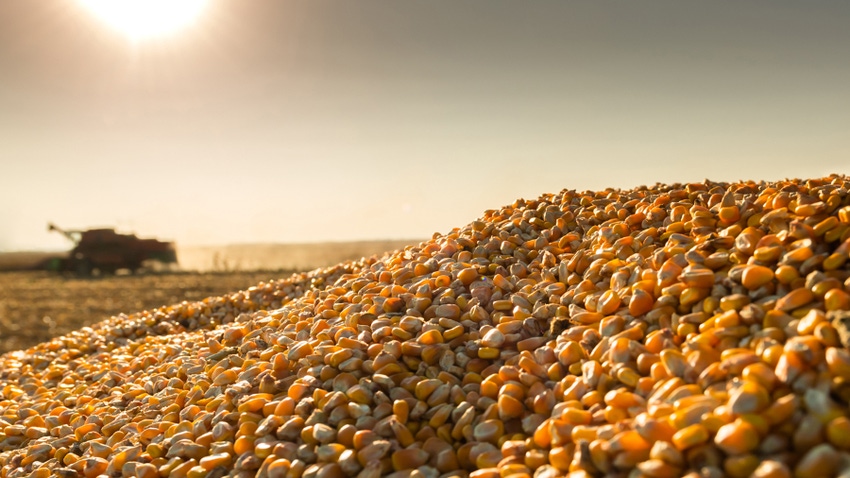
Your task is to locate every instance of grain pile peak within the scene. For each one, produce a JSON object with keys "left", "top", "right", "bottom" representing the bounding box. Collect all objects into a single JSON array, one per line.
[{"left": 2, "top": 175, "right": 850, "bottom": 478}]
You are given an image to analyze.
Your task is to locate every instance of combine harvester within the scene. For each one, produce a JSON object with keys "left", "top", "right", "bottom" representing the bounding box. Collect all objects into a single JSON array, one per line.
[{"left": 44, "top": 223, "right": 178, "bottom": 275}]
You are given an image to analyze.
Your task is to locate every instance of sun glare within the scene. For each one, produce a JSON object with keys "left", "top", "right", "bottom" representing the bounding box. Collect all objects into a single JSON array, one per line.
[{"left": 79, "top": 0, "right": 208, "bottom": 40}]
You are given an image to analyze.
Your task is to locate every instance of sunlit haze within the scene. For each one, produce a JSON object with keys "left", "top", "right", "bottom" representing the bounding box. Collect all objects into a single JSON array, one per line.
[
  {"left": 1, "top": 1, "right": 848, "bottom": 252},
  {"left": 78, "top": 0, "right": 208, "bottom": 40}
]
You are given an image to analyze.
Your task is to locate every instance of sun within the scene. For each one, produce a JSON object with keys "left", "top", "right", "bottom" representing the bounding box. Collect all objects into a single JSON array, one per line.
[{"left": 79, "top": 0, "right": 208, "bottom": 40}]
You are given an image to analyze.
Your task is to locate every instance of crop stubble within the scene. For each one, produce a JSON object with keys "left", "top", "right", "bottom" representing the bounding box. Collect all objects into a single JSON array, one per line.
[{"left": 0, "top": 272, "right": 293, "bottom": 354}]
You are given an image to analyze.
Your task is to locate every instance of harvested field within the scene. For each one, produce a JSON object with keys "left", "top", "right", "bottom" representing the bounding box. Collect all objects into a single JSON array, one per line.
[
  {"left": 0, "top": 241, "right": 418, "bottom": 353},
  {"left": 177, "top": 240, "right": 419, "bottom": 272},
  {"left": 0, "top": 271, "right": 296, "bottom": 355},
  {"left": 1, "top": 176, "right": 850, "bottom": 478},
  {"left": 0, "top": 240, "right": 419, "bottom": 273}
]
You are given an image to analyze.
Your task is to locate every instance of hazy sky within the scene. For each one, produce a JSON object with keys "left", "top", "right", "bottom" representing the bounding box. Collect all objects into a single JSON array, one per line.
[{"left": 2, "top": 1, "right": 849, "bottom": 251}]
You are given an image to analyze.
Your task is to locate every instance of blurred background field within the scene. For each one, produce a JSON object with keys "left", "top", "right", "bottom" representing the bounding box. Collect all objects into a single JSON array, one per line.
[
  {"left": 176, "top": 240, "right": 418, "bottom": 272},
  {"left": 0, "top": 239, "right": 416, "bottom": 353}
]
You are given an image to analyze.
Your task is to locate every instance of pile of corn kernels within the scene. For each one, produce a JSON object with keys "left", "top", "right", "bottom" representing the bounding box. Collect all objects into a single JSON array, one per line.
[{"left": 2, "top": 176, "right": 850, "bottom": 478}]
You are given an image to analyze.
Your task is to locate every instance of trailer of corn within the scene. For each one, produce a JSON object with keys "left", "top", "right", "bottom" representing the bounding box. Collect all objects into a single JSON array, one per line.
[{"left": 2, "top": 176, "right": 850, "bottom": 478}]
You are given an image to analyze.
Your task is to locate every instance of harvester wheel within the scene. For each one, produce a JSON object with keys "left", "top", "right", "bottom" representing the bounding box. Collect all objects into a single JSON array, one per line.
[{"left": 74, "top": 260, "right": 93, "bottom": 276}]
